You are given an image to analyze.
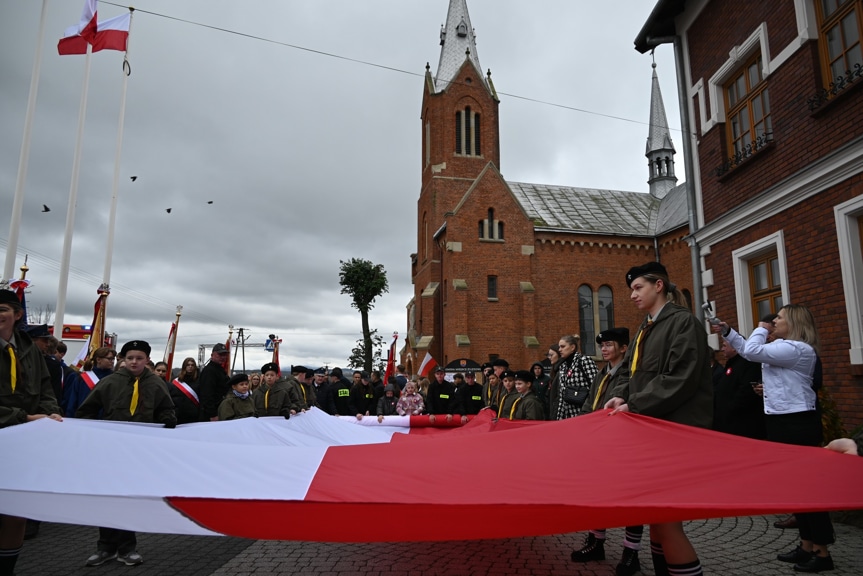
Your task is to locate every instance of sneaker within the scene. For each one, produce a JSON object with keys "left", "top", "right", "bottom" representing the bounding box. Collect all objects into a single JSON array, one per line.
[
  {"left": 794, "top": 554, "right": 834, "bottom": 573},
  {"left": 571, "top": 533, "right": 606, "bottom": 563},
  {"left": 85, "top": 550, "right": 118, "bottom": 567},
  {"left": 778, "top": 545, "right": 813, "bottom": 564},
  {"left": 616, "top": 547, "right": 641, "bottom": 576},
  {"left": 116, "top": 551, "right": 144, "bottom": 566}
]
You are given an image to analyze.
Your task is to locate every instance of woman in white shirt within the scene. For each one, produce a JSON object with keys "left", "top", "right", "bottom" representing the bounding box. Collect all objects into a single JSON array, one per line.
[{"left": 723, "top": 304, "right": 834, "bottom": 573}]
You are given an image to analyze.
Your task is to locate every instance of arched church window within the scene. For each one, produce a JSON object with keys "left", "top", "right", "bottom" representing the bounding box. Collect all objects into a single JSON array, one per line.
[{"left": 579, "top": 285, "right": 596, "bottom": 356}]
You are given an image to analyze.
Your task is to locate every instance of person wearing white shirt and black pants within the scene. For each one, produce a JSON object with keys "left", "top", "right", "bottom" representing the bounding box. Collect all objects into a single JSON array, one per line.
[{"left": 722, "top": 304, "right": 834, "bottom": 573}]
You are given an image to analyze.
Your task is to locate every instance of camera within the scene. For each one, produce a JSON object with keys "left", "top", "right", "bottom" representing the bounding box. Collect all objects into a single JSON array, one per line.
[{"left": 702, "top": 302, "right": 722, "bottom": 326}]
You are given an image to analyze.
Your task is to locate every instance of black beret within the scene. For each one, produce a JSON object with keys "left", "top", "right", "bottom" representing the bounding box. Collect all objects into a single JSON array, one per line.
[
  {"left": 305, "top": 369, "right": 315, "bottom": 379},
  {"left": 434, "top": 366, "right": 445, "bottom": 373},
  {"left": 491, "top": 358, "right": 510, "bottom": 368},
  {"left": 260, "top": 362, "right": 279, "bottom": 374},
  {"left": 514, "top": 370, "right": 534, "bottom": 383},
  {"left": 25, "top": 324, "right": 50, "bottom": 338},
  {"left": 0, "top": 290, "right": 20, "bottom": 306},
  {"left": 626, "top": 261, "right": 668, "bottom": 288},
  {"left": 212, "top": 343, "right": 228, "bottom": 354},
  {"left": 500, "top": 370, "right": 516, "bottom": 380},
  {"left": 227, "top": 373, "right": 249, "bottom": 387},
  {"left": 596, "top": 327, "right": 631, "bottom": 346},
  {"left": 291, "top": 365, "right": 308, "bottom": 374},
  {"left": 120, "top": 340, "right": 151, "bottom": 356}
]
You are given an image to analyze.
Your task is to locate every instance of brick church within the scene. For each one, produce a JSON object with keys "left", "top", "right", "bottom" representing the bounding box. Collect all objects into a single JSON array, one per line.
[{"left": 402, "top": 0, "right": 694, "bottom": 374}]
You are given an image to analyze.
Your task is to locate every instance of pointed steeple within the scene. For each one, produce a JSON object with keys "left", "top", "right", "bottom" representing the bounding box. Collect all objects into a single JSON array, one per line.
[
  {"left": 434, "top": 0, "right": 483, "bottom": 92},
  {"left": 646, "top": 62, "right": 677, "bottom": 199}
]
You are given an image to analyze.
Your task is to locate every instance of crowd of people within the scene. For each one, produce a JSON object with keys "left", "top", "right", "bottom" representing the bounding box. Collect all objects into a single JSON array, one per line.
[{"left": 2, "top": 259, "right": 862, "bottom": 576}]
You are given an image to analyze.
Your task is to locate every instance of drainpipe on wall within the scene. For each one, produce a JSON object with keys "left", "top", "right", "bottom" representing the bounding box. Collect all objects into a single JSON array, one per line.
[{"left": 648, "top": 34, "right": 705, "bottom": 322}]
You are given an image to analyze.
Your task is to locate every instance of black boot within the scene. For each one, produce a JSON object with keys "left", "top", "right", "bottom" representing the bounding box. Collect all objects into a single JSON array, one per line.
[
  {"left": 778, "top": 545, "right": 814, "bottom": 564},
  {"left": 571, "top": 533, "right": 605, "bottom": 562},
  {"left": 616, "top": 547, "right": 641, "bottom": 576},
  {"left": 794, "top": 554, "right": 834, "bottom": 573}
]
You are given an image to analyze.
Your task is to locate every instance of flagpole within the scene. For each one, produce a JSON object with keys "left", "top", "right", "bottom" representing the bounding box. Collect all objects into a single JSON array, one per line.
[
  {"left": 4, "top": 0, "right": 49, "bottom": 282},
  {"left": 102, "top": 8, "right": 134, "bottom": 287},
  {"left": 165, "top": 305, "right": 182, "bottom": 379},
  {"left": 54, "top": 46, "right": 94, "bottom": 339}
]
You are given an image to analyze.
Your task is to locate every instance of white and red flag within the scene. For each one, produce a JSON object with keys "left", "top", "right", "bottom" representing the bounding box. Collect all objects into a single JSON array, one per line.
[
  {"left": 417, "top": 351, "right": 437, "bottom": 377},
  {"left": 58, "top": 1, "right": 130, "bottom": 55},
  {"left": 1, "top": 410, "right": 862, "bottom": 542}
]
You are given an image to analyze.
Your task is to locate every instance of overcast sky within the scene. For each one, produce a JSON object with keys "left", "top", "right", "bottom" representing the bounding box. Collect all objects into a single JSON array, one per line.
[{"left": 0, "top": 0, "right": 680, "bottom": 372}]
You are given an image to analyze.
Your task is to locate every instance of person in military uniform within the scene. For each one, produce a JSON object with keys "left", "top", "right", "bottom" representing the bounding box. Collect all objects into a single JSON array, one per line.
[
  {"left": 218, "top": 373, "right": 256, "bottom": 420},
  {"left": 511, "top": 370, "right": 545, "bottom": 420},
  {"left": 255, "top": 363, "right": 300, "bottom": 418},
  {"left": 0, "top": 290, "right": 62, "bottom": 576},
  {"left": 77, "top": 339, "right": 176, "bottom": 567}
]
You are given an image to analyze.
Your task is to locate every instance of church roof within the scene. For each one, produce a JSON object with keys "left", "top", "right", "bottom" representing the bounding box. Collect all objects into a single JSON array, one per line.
[
  {"left": 506, "top": 180, "right": 687, "bottom": 237},
  {"left": 646, "top": 63, "right": 675, "bottom": 155},
  {"left": 435, "top": 0, "right": 483, "bottom": 92}
]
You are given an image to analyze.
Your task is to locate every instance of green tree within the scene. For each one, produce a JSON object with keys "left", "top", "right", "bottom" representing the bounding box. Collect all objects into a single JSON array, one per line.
[
  {"left": 339, "top": 258, "right": 389, "bottom": 373},
  {"left": 347, "top": 329, "right": 384, "bottom": 371}
]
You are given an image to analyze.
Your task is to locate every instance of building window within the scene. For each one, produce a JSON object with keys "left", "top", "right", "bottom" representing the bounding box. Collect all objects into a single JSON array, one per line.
[
  {"left": 422, "top": 213, "right": 428, "bottom": 261},
  {"left": 478, "top": 208, "right": 504, "bottom": 240},
  {"left": 425, "top": 121, "right": 431, "bottom": 167},
  {"left": 725, "top": 53, "right": 772, "bottom": 157},
  {"left": 578, "top": 285, "right": 596, "bottom": 356},
  {"left": 834, "top": 195, "right": 863, "bottom": 365},
  {"left": 598, "top": 285, "right": 614, "bottom": 332},
  {"left": 455, "top": 106, "right": 481, "bottom": 156},
  {"left": 749, "top": 253, "right": 784, "bottom": 321},
  {"left": 487, "top": 275, "right": 498, "bottom": 300},
  {"left": 816, "top": 0, "right": 863, "bottom": 87},
  {"left": 579, "top": 285, "right": 615, "bottom": 356},
  {"left": 731, "top": 231, "right": 789, "bottom": 334}
]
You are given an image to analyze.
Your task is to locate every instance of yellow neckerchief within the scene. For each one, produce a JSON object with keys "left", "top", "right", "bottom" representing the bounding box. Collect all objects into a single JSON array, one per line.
[
  {"left": 630, "top": 318, "right": 654, "bottom": 376},
  {"left": 592, "top": 372, "right": 611, "bottom": 411},
  {"left": 300, "top": 383, "right": 307, "bottom": 404},
  {"left": 265, "top": 389, "right": 270, "bottom": 410},
  {"left": 497, "top": 388, "right": 516, "bottom": 418},
  {"left": 486, "top": 382, "right": 501, "bottom": 406},
  {"left": 509, "top": 396, "right": 522, "bottom": 420},
  {"left": 129, "top": 377, "right": 140, "bottom": 415},
  {"left": 7, "top": 344, "right": 17, "bottom": 393}
]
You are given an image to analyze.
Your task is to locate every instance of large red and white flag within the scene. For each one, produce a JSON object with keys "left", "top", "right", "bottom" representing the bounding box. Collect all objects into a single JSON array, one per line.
[
  {"left": 2, "top": 410, "right": 862, "bottom": 542},
  {"left": 58, "top": 3, "right": 130, "bottom": 56},
  {"left": 417, "top": 351, "right": 437, "bottom": 377}
]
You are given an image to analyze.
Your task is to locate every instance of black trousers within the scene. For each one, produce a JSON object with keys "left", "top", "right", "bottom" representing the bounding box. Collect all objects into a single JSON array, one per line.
[
  {"left": 766, "top": 411, "right": 835, "bottom": 546},
  {"left": 97, "top": 527, "right": 137, "bottom": 554}
]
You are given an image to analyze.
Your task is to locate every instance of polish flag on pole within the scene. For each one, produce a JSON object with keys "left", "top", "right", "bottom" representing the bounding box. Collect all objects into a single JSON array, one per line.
[
  {"left": 57, "top": 0, "right": 97, "bottom": 55},
  {"left": 58, "top": 2, "right": 130, "bottom": 55},
  {"left": 417, "top": 352, "right": 437, "bottom": 377}
]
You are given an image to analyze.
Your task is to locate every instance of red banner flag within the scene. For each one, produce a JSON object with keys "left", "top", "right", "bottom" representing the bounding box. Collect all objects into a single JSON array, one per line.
[{"left": 383, "top": 333, "right": 398, "bottom": 385}]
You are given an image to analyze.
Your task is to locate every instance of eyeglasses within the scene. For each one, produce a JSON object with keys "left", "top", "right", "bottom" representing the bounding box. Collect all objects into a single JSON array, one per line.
[{"left": 100, "top": 356, "right": 116, "bottom": 361}]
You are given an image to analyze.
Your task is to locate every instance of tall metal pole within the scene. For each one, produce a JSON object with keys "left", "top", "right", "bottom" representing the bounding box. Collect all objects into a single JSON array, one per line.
[
  {"left": 102, "top": 9, "right": 135, "bottom": 286},
  {"left": 4, "top": 0, "right": 49, "bottom": 281},
  {"left": 54, "top": 47, "right": 94, "bottom": 338}
]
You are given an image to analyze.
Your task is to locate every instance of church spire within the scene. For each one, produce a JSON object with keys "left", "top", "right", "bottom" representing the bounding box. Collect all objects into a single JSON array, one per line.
[
  {"left": 434, "top": 0, "right": 483, "bottom": 92},
  {"left": 646, "top": 62, "right": 677, "bottom": 199}
]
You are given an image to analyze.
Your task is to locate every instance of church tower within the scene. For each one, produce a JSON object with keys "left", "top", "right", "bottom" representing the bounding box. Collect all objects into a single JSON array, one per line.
[
  {"left": 646, "top": 62, "right": 677, "bottom": 199},
  {"left": 410, "top": 0, "right": 501, "bottom": 369}
]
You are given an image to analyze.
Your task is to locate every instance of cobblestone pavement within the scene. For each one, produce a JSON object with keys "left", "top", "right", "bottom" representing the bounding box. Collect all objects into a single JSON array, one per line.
[{"left": 14, "top": 515, "right": 863, "bottom": 575}]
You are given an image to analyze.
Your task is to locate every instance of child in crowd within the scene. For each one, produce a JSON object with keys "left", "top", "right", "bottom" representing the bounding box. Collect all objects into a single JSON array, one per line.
[
  {"left": 497, "top": 371, "right": 519, "bottom": 420},
  {"left": 77, "top": 340, "right": 176, "bottom": 568},
  {"left": 376, "top": 384, "right": 399, "bottom": 422},
  {"left": 153, "top": 361, "right": 169, "bottom": 382},
  {"left": 512, "top": 370, "right": 545, "bottom": 420},
  {"left": 397, "top": 380, "right": 425, "bottom": 416},
  {"left": 218, "top": 374, "right": 256, "bottom": 421}
]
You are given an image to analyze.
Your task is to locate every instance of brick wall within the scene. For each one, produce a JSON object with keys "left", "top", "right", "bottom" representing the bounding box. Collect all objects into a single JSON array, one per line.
[{"left": 704, "top": 173, "right": 863, "bottom": 431}]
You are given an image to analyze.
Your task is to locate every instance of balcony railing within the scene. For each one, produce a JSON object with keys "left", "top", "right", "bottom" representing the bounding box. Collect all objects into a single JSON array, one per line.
[
  {"left": 808, "top": 64, "right": 863, "bottom": 111},
  {"left": 712, "top": 133, "right": 774, "bottom": 178}
]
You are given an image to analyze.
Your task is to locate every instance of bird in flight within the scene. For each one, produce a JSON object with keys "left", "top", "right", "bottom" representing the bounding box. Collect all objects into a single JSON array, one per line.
[
  {"left": 130, "top": 176, "right": 137, "bottom": 182},
  {"left": 41, "top": 204, "right": 50, "bottom": 212},
  {"left": 166, "top": 208, "right": 172, "bottom": 214}
]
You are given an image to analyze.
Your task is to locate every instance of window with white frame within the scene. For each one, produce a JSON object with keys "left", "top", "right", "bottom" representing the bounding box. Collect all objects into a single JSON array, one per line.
[
  {"left": 731, "top": 231, "right": 790, "bottom": 334},
  {"left": 834, "top": 194, "right": 863, "bottom": 364}
]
